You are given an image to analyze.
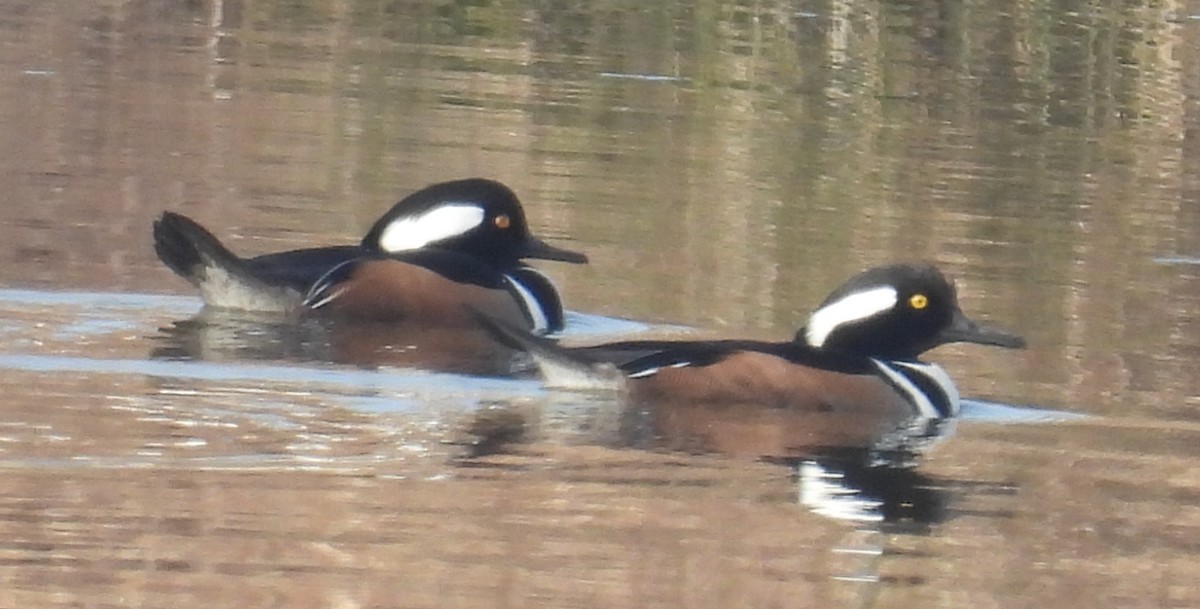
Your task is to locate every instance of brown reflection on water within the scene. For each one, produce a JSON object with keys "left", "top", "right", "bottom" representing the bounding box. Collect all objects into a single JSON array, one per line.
[
  {"left": 1, "top": 0, "right": 1200, "bottom": 607},
  {"left": 0, "top": 458, "right": 868, "bottom": 608},
  {"left": 152, "top": 314, "right": 522, "bottom": 375},
  {"left": 917, "top": 420, "right": 1200, "bottom": 608}
]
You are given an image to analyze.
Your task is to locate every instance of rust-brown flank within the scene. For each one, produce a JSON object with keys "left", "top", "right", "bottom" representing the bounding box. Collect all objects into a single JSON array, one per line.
[
  {"left": 630, "top": 351, "right": 916, "bottom": 457},
  {"left": 316, "top": 259, "right": 532, "bottom": 329}
]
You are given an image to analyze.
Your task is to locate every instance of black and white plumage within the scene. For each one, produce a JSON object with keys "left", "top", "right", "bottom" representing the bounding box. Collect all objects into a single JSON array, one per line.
[
  {"left": 473, "top": 263, "right": 1025, "bottom": 430},
  {"left": 152, "top": 178, "right": 587, "bottom": 332}
]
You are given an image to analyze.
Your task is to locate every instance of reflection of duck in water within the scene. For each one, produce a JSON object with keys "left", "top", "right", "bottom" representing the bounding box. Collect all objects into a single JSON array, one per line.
[
  {"left": 472, "top": 263, "right": 1025, "bottom": 521},
  {"left": 150, "top": 315, "right": 530, "bottom": 376},
  {"left": 152, "top": 178, "right": 587, "bottom": 333}
]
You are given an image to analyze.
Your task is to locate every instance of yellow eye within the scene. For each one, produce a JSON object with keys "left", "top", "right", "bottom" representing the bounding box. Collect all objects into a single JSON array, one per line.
[
  {"left": 494, "top": 214, "right": 511, "bottom": 229},
  {"left": 909, "top": 294, "right": 928, "bottom": 310}
]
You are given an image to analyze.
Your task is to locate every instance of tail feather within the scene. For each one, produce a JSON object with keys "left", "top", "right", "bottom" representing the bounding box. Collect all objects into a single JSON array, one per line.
[
  {"left": 152, "top": 212, "right": 296, "bottom": 311},
  {"left": 467, "top": 308, "right": 624, "bottom": 390},
  {"left": 152, "top": 211, "right": 246, "bottom": 286}
]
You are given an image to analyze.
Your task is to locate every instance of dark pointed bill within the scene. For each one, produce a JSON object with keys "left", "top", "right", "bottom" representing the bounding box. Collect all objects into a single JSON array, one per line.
[
  {"left": 522, "top": 237, "right": 589, "bottom": 264},
  {"left": 937, "top": 309, "right": 1026, "bottom": 349}
]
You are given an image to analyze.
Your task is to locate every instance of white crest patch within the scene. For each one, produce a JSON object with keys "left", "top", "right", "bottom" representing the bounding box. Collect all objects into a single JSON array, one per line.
[
  {"left": 378, "top": 204, "right": 485, "bottom": 253},
  {"left": 804, "top": 286, "right": 898, "bottom": 348}
]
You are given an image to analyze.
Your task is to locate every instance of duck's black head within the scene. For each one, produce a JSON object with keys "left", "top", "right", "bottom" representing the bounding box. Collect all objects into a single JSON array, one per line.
[
  {"left": 361, "top": 178, "right": 588, "bottom": 265},
  {"left": 797, "top": 263, "right": 1025, "bottom": 360}
]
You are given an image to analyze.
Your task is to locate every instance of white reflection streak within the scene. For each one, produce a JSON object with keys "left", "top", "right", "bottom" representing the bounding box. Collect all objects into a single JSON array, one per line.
[{"left": 207, "top": 0, "right": 230, "bottom": 98}]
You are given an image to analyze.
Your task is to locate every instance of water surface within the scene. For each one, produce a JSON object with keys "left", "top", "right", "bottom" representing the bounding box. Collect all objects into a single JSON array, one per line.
[{"left": 1, "top": 1, "right": 1198, "bottom": 607}]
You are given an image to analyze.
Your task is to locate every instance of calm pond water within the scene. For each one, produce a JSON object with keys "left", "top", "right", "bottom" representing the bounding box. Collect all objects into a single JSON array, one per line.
[{"left": 1, "top": 1, "right": 1199, "bottom": 607}]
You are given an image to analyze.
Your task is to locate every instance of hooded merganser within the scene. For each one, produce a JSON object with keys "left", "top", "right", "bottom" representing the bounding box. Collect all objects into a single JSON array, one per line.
[
  {"left": 153, "top": 178, "right": 588, "bottom": 332},
  {"left": 472, "top": 263, "right": 1025, "bottom": 425}
]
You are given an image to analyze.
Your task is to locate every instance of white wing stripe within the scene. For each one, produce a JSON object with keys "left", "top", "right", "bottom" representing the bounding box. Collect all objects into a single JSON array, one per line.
[
  {"left": 503, "top": 273, "right": 549, "bottom": 333},
  {"left": 891, "top": 360, "right": 961, "bottom": 417},
  {"left": 627, "top": 367, "right": 660, "bottom": 379},
  {"left": 871, "top": 358, "right": 959, "bottom": 419}
]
